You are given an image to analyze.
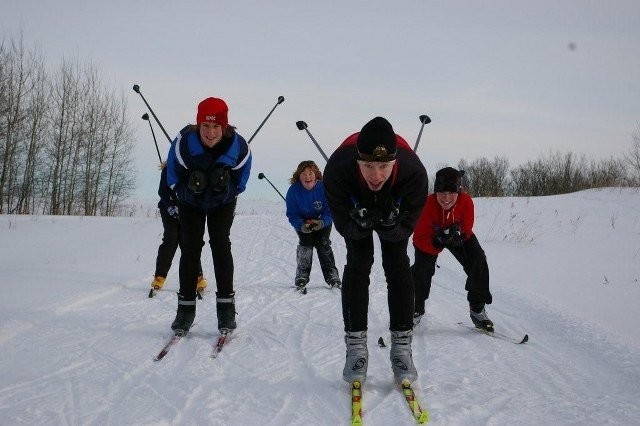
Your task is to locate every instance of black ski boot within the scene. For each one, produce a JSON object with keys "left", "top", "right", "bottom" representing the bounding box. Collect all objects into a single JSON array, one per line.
[
  {"left": 295, "top": 245, "right": 313, "bottom": 286},
  {"left": 470, "top": 303, "right": 494, "bottom": 332},
  {"left": 216, "top": 292, "right": 237, "bottom": 333},
  {"left": 316, "top": 238, "right": 340, "bottom": 288},
  {"left": 171, "top": 295, "right": 196, "bottom": 335}
]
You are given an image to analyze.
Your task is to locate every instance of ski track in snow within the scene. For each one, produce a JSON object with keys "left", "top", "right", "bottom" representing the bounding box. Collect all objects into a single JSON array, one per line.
[{"left": 0, "top": 189, "right": 639, "bottom": 425}]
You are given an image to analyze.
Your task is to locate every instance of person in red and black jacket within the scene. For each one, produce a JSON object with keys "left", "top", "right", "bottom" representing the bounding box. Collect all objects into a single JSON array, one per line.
[
  {"left": 412, "top": 167, "right": 494, "bottom": 331},
  {"left": 324, "top": 116, "right": 428, "bottom": 385}
]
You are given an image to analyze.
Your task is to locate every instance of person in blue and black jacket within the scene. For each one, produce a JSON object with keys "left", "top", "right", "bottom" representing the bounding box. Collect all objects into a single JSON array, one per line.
[
  {"left": 166, "top": 97, "right": 251, "bottom": 335},
  {"left": 286, "top": 160, "right": 341, "bottom": 293}
]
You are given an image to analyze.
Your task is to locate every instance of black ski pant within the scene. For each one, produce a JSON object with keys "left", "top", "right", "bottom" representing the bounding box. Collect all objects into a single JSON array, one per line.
[
  {"left": 412, "top": 233, "right": 492, "bottom": 314},
  {"left": 178, "top": 199, "right": 236, "bottom": 300},
  {"left": 295, "top": 225, "right": 340, "bottom": 285},
  {"left": 154, "top": 207, "right": 203, "bottom": 278},
  {"left": 341, "top": 234, "right": 414, "bottom": 332}
]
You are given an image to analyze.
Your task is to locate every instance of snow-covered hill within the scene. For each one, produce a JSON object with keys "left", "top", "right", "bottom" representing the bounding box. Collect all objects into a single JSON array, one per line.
[{"left": 1, "top": 188, "right": 639, "bottom": 425}]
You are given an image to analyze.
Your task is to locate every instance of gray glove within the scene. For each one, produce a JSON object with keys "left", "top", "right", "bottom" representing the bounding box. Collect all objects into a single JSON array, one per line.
[{"left": 309, "top": 219, "right": 324, "bottom": 232}]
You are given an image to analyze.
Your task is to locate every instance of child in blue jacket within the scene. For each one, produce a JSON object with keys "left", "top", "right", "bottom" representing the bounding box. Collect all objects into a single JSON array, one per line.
[{"left": 286, "top": 160, "right": 341, "bottom": 292}]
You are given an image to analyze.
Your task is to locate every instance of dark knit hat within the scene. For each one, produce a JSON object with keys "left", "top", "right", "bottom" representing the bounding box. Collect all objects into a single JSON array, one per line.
[
  {"left": 196, "top": 97, "right": 228, "bottom": 127},
  {"left": 356, "top": 117, "right": 397, "bottom": 162},
  {"left": 434, "top": 167, "right": 462, "bottom": 193}
]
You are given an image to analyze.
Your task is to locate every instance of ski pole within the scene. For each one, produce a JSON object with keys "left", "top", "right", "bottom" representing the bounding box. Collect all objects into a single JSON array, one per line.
[
  {"left": 247, "top": 96, "right": 285, "bottom": 145},
  {"left": 133, "top": 84, "right": 172, "bottom": 143},
  {"left": 142, "top": 113, "right": 163, "bottom": 165},
  {"left": 257, "top": 172, "right": 286, "bottom": 202},
  {"left": 413, "top": 114, "right": 431, "bottom": 153},
  {"left": 295, "top": 121, "right": 329, "bottom": 162}
]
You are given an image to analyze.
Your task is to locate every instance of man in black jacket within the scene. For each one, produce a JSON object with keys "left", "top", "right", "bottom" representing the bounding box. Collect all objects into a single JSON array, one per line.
[{"left": 324, "top": 117, "right": 428, "bottom": 385}]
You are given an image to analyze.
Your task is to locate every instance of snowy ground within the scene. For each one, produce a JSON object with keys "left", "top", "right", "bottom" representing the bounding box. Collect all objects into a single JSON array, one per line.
[{"left": 1, "top": 188, "right": 639, "bottom": 425}]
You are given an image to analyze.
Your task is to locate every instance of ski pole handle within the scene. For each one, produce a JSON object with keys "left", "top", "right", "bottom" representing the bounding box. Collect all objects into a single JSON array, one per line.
[
  {"left": 413, "top": 114, "right": 431, "bottom": 153},
  {"left": 133, "top": 84, "right": 172, "bottom": 143},
  {"left": 246, "top": 96, "right": 285, "bottom": 145},
  {"left": 258, "top": 172, "right": 286, "bottom": 202},
  {"left": 295, "top": 121, "right": 329, "bottom": 162}
]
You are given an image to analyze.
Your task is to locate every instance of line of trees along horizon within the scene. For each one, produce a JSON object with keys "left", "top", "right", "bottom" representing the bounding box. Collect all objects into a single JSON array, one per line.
[
  {"left": 455, "top": 139, "right": 640, "bottom": 197},
  {"left": 1, "top": 33, "right": 639, "bottom": 216}
]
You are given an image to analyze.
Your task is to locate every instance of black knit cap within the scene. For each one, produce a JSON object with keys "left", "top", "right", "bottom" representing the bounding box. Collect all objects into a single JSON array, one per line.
[
  {"left": 434, "top": 167, "right": 462, "bottom": 193},
  {"left": 356, "top": 117, "right": 397, "bottom": 162}
]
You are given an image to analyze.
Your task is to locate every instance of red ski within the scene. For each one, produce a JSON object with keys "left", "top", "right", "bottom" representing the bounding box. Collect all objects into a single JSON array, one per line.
[
  {"left": 210, "top": 331, "right": 230, "bottom": 359},
  {"left": 153, "top": 332, "right": 184, "bottom": 362}
]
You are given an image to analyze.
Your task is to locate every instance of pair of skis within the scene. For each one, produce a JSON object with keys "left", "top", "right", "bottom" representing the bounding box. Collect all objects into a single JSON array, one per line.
[
  {"left": 295, "top": 283, "right": 341, "bottom": 295},
  {"left": 351, "top": 379, "right": 429, "bottom": 425},
  {"left": 153, "top": 330, "right": 230, "bottom": 362},
  {"left": 351, "top": 323, "right": 527, "bottom": 423}
]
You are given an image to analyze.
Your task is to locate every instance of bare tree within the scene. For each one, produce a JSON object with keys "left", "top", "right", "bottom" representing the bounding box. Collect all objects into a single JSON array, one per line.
[
  {"left": 45, "top": 57, "right": 83, "bottom": 215},
  {"left": 586, "top": 157, "right": 628, "bottom": 188},
  {"left": 509, "top": 158, "right": 547, "bottom": 196},
  {"left": 75, "top": 67, "right": 136, "bottom": 215},
  {"left": 458, "top": 156, "right": 509, "bottom": 197},
  {"left": 624, "top": 123, "right": 640, "bottom": 185},
  {"left": 0, "top": 37, "right": 7, "bottom": 142},
  {"left": 101, "top": 95, "right": 136, "bottom": 216},
  {"left": 0, "top": 33, "right": 50, "bottom": 214},
  {"left": 80, "top": 65, "right": 106, "bottom": 215},
  {"left": 0, "top": 37, "right": 9, "bottom": 211},
  {"left": 509, "top": 151, "right": 589, "bottom": 196},
  {"left": 15, "top": 56, "right": 47, "bottom": 214},
  {"left": 42, "top": 58, "right": 137, "bottom": 216}
]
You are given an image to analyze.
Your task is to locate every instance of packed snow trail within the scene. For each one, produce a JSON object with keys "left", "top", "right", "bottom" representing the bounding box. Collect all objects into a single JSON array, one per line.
[{"left": 0, "top": 189, "right": 639, "bottom": 424}]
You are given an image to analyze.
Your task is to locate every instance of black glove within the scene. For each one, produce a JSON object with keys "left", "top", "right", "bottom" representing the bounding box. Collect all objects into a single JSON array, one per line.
[
  {"left": 209, "top": 166, "right": 230, "bottom": 192},
  {"left": 166, "top": 205, "right": 179, "bottom": 220},
  {"left": 433, "top": 223, "right": 464, "bottom": 248},
  {"left": 349, "top": 207, "right": 382, "bottom": 230},
  {"left": 187, "top": 170, "right": 207, "bottom": 194},
  {"left": 375, "top": 211, "right": 409, "bottom": 241},
  {"left": 378, "top": 203, "right": 401, "bottom": 228}
]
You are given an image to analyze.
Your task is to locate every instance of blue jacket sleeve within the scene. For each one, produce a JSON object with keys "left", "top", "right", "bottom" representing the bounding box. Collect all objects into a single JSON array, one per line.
[
  {"left": 230, "top": 135, "right": 251, "bottom": 194},
  {"left": 285, "top": 185, "right": 304, "bottom": 231},
  {"left": 167, "top": 127, "right": 192, "bottom": 191}
]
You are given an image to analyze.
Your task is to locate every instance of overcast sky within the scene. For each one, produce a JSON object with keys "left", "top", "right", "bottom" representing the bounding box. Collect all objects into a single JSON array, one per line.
[{"left": 3, "top": 0, "right": 639, "bottom": 200}]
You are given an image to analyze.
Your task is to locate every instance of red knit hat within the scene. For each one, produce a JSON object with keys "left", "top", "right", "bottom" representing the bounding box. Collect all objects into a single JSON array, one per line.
[{"left": 196, "top": 97, "right": 228, "bottom": 127}]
